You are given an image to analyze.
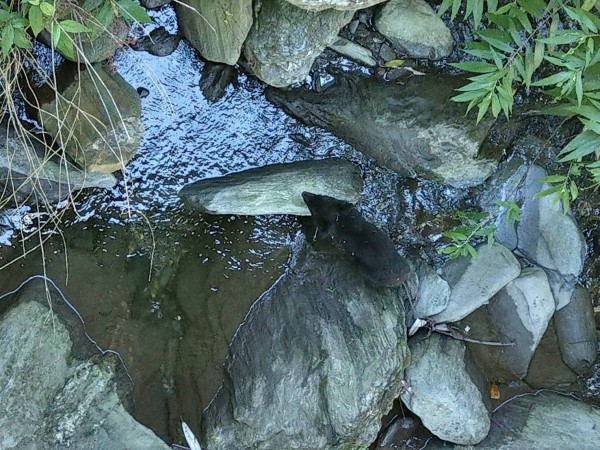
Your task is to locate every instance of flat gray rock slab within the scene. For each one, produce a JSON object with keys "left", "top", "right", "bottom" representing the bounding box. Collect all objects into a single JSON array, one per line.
[
  {"left": 375, "top": 0, "right": 454, "bottom": 60},
  {"left": 401, "top": 333, "right": 491, "bottom": 445},
  {"left": 201, "top": 242, "right": 410, "bottom": 449},
  {"left": 414, "top": 263, "right": 450, "bottom": 318},
  {"left": 432, "top": 243, "right": 521, "bottom": 323},
  {"left": 285, "top": 0, "right": 386, "bottom": 11},
  {"left": 179, "top": 158, "right": 363, "bottom": 215},
  {"left": 329, "top": 38, "right": 377, "bottom": 66}
]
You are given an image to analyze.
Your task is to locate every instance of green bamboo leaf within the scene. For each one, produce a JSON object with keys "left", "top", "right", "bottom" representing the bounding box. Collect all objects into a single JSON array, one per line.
[
  {"left": 439, "top": 245, "right": 458, "bottom": 255},
  {"left": 540, "top": 32, "right": 584, "bottom": 45},
  {"left": 451, "top": 0, "right": 460, "bottom": 20},
  {"left": 537, "top": 175, "right": 567, "bottom": 183},
  {"left": 558, "top": 130, "right": 600, "bottom": 161},
  {"left": 517, "top": 0, "right": 546, "bottom": 18},
  {"left": 533, "top": 40, "right": 544, "bottom": 70},
  {"left": 477, "top": 30, "right": 514, "bottom": 53},
  {"left": 473, "top": 0, "right": 483, "bottom": 27},
  {"left": 438, "top": 0, "right": 454, "bottom": 16},
  {"left": 13, "top": 27, "right": 31, "bottom": 49},
  {"left": 466, "top": 244, "right": 479, "bottom": 259},
  {"left": 452, "top": 90, "right": 487, "bottom": 102},
  {"left": 576, "top": 71, "right": 583, "bottom": 106},
  {"left": 96, "top": 2, "right": 114, "bottom": 30},
  {"left": 531, "top": 71, "right": 573, "bottom": 87},
  {"left": 56, "top": 32, "right": 74, "bottom": 59},
  {"left": 477, "top": 95, "right": 491, "bottom": 123},
  {"left": 450, "top": 61, "right": 498, "bottom": 73},
  {"left": 562, "top": 189, "right": 569, "bottom": 214},
  {"left": 564, "top": 5, "right": 598, "bottom": 32},
  {"left": 533, "top": 184, "right": 562, "bottom": 199},
  {"left": 52, "top": 22, "right": 60, "bottom": 48},
  {"left": 491, "top": 92, "right": 501, "bottom": 116},
  {"left": 512, "top": 8, "right": 532, "bottom": 32},
  {"left": 580, "top": 118, "right": 600, "bottom": 135},
  {"left": 569, "top": 182, "right": 579, "bottom": 201},
  {"left": 487, "top": 0, "right": 498, "bottom": 13}
]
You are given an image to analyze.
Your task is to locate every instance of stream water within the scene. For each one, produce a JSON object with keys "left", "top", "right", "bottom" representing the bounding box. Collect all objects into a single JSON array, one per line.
[{"left": 1, "top": 4, "right": 599, "bottom": 447}]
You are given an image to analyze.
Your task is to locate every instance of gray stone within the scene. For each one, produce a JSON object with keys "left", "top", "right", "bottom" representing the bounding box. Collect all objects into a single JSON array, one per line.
[
  {"left": 35, "top": 63, "right": 143, "bottom": 173},
  {"left": 328, "top": 37, "right": 377, "bottom": 66},
  {"left": 554, "top": 286, "right": 597, "bottom": 375},
  {"left": 476, "top": 392, "right": 600, "bottom": 450},
  {"left": 375, "top": 0, "right": 454, "bottom": 60},
  {"left": 266, "top": 74, "right": 497, "bottom": 188},
  {"left": 131, "top": 27, "right": 181, "bottom": 57},
  {"left": 432, "top": 243, "right": 521, "bottom": 323},
  {"left": 414, "top": 263, "right": 450, "bottom": 318},
  {"left": 525, "top": 319, "right": 579, "bottom": 389},
  {"left": 179, "top": 158, "right": 363, "bottom": 215},
  {"left": 141, "top": 0, "right": 170, "bottom": 8},
  {"left": 0, "top": 283, "right": 169, "bottom": 450},
  {"left": 177, "top": 0, "right": 252, "bottom": 65},
  {"left": 201, "top": 241, "right": 410, "bottom": 449},
  {"left": 244, "top": 0, "right": 354, "bottom": 87},
  {"left": 464, "top": 267, "right": 555, "bottom": 381},
  {"left": 0, "top": 122, "right": 117, "bottom": 203},
  {"left": 285, "top": 0, "right": 387, "bottom": 11},
  {"left": 546, "top": 268, "right": 576, "bottom": 310},
  {"left": 400, "top": 334, "right": 490, "bottom": 445},
  {"left": 518, "top": 165, "right": 586, "bottom": 278}
]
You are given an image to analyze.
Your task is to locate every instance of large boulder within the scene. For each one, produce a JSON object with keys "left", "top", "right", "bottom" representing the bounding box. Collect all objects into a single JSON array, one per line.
[
  {"left": 0, "top": 122, "right": 116, "bottom": 203},
  {"left": 179, "top": 158, "right": 363, "bottom": 215},
  {"left": 400, "top": 333, "right": 491, "bottom": 445},
  {"left": 201, "top": 241, "right": 410, "bottom": 449},
  {"left": 176, "top": 0, "right": 252, "bottom": 65},
  {"left": 432, "top": 243, "right": 521, "bottom": 324},
  {"left": 0, "top": 281, "right": 169, "bottom": 450},
  {"left": 286, "top": 0, "right": 386, "bottom": 11},
  {"left": 244, "top": 0, "right": 354, "bottom": 87},
  {"left": 374, "top": 0, "right": 454, "bottom": 60},
  {"left": 33, "top": 63, "right": 143, "bottom": 173},
  {"left": 267, "top": 74, "right": 497, "bottom": 187}
]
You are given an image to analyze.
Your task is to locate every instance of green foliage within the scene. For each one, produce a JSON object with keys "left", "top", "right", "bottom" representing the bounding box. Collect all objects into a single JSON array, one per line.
[
  {"left": 443, "top": 0, "right": 600, "bottom": 209},
  {"left": 0, "top": 0, "right": 151, "bottom": 60},
  {"left": 439, "top": 201, "right": 521, "bottom": 259}
]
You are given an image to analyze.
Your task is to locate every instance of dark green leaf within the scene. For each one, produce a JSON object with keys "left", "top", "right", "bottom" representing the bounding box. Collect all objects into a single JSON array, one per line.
[
  {"left": 116, "top": 0, "right": 151, "bottom": 23},
  {"left": 2, "top": 24, "right": 14, "bottom": 56},
  {"left": 537, "top": 175, "right": 567, "bottom": 183},
  {"left": 28, "top": 5, "right": 43, "bottom": 36},
  {"left": 450, "top": 61, "right": 498, "bottom": 73},
  {"left": 531, "top": 71, "right": 573, "bottom": 87},
  {"left": 532, "top": 184, "right": 562, "bottom": 199},
  {"left": 39, "top": 1, "right": 54, "bottom": 16},
  {"left": 59, "top": 19, "right": 91, "bottom": 33}
]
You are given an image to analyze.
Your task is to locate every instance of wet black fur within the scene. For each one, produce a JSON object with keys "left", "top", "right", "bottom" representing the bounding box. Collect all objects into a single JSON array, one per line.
[{"left": 302, "top": 192, "right": 410, "bottom": 288}]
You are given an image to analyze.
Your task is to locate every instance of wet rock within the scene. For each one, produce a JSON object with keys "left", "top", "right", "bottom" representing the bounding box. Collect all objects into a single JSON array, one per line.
[
  {"left": 413, "top": 263, "right": 450, "bottom": 318},
  {"left": 518, "top": 166, "right": 586, "bottom": 278},
  {"left": 266, "top": 74, "right": 497, "bottom": 187},
  {"left": 554, "top": 286, "right": 597, "bottom": 375},
  {"left": 201, "top": 240, "right": 410, "bottom": 449},
  {"left": 34, "top": 63, "right": 143, "bottom": 173},
  {"left": 525, "top": 319, "right": 579, "bottom": 389},
  {"left": 199, "top": 62, "right": 237, "bottom": 103},
  {"left": 0, "top": 282, "right": 169, "bottom": 450},
  {"left": 177, "top": 0, "right": 252, "bottom": 65},
  {"left": 179, "top": 158, "right": 363, "bottom": 215},
  {"left": 39, "top": 17, "right": 129, "bottom": 63},
  {"left": 328, "top": 37, "right": 376, "bottom": 66},
  {"left": 286, "top": 0, "right": 386, "bottom": 11},
  {"left": 244, "top": 0, "right": 353, "bottom": 87},
  {"left": 0, "top": 122, "right": 116, "bottom": 203},
  {"left": 374, "top": 0, "right": 453, "bottom": 60},
  {"left": 462, "top": 267, "right": 555, "bottom": 381},
  {"left": 132, "top": 27, "right": 181, "bottom": 56},
  {"left": 474, "top": 392, "right": 600, "bottom": 449},
  {"left": 432, "top": 243, "right": 521, "bottom": 324},
  {"left": 141, "top": 0, "right": 170, "bottom": 8},
  {"left": 400, "top": 333, "right": 491, "bottom": 445},
  {"left": 376, "top": 416, "right": 421, "bottom": 448}
]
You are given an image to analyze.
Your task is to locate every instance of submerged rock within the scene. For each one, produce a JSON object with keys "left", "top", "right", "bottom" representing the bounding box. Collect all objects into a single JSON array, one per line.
[
  {"left": 33, "top": 63, "right": 143, "bottom": 173},
  {"left": 201, "top": 241, "right": 410, "bottom": 449},
  {"left": 432, "top": 243, "right": 521, "bottom": 324},
  {"left": 554, "top": 286, "right": 597, "bottom": 375},
  {"left": 244, "top": 0, "right": 353, "bottom": 87},
  {"left": 132, "top": 27, "right": 181, "bottom": 57},
  {"left": 179, "top": 158, "right": 363, "bottom": 215},
  {"left": 177, "top": 0, "right": 252, "bottom": 65},
  {"left": 267, "top": 74, "right": 497, "bottom": 187},
  {"left": 0, "top": 122, "right": 116, "bottom": 203},
  {"left": 400, "top": 333, "right": 491, "bottom": 445},
  {"left": 375, "top": 0, "right": 454, "bottom": 60},
  {"left": 475, "top": 392, "right": 600, "bottom": 449},
  {"left": 0, "top": 281, "right": 169, "bottom": 450},
  {"left": 199, "top": 62, "right": 237, "bottom": 103}
]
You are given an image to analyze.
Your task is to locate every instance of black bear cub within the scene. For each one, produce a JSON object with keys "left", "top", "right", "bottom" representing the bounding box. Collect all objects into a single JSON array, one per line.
[{"left": 301, "top": 192, "right": 411, "bottom": 289}]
